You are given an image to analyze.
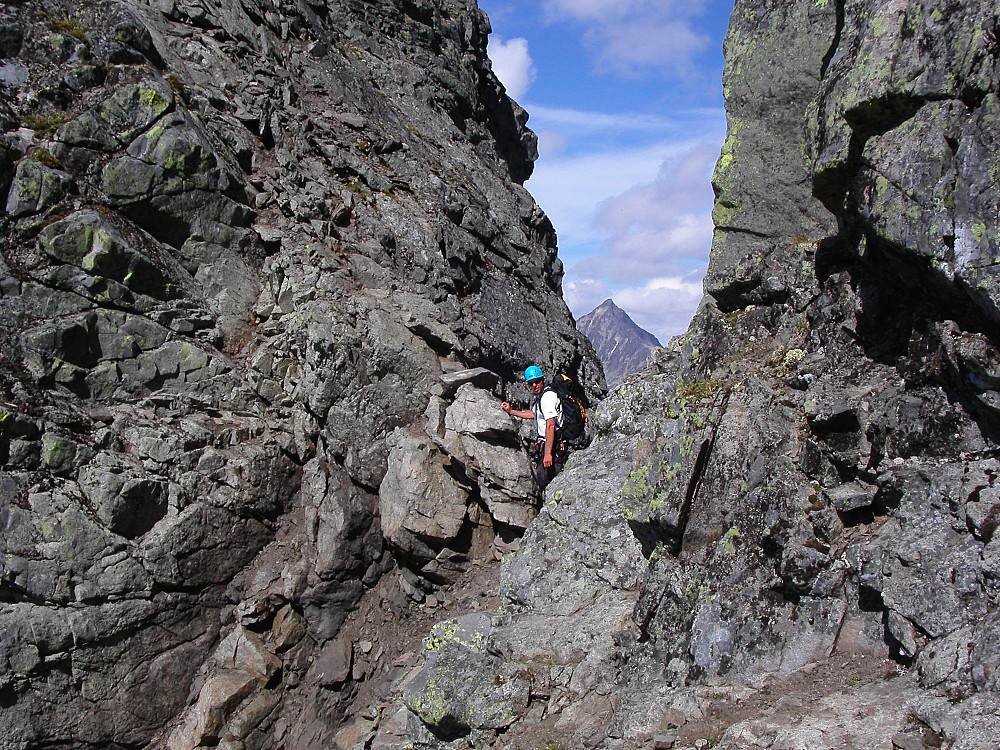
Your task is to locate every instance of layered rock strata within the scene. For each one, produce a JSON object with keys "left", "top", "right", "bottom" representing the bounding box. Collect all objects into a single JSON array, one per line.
[{"left": 0, "top": 1, "right": 601, "bottom": 748}]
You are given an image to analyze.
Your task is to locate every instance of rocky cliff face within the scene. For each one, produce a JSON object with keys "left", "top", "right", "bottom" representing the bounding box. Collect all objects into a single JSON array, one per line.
[
  {"left": 0, "top": 1, "right": 603, "bottom": 748},
  {"left": 371, "top": 1, "right": 1000, "bottom": 749},
  {"left": 577, "top": 299, "right": 662, "bottom": 387},
  {"left": 5, "top": 0, "right": 1000, "bottom": 749}
]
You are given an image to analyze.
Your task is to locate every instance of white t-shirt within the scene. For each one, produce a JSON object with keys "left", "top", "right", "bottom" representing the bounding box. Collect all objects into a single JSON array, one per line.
[{"left": 534, "top": 390, "right": 563, "bottom": 437}]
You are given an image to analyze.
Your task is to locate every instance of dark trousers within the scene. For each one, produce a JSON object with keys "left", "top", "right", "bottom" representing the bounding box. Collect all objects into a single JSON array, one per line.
[
  {"left": 532, "top": 438, "right": 568, "bottom": 490},
  {"left": 534, "top": 459, "right": 563, "bottom": 490}
]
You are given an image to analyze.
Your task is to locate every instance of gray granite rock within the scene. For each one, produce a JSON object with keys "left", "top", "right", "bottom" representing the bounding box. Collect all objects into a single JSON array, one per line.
[
  {"left": 0, "top": 0, "right": 600, "bottom": 747},
  {"left": 5, "top": 158, "right": 74, "bottom": 217},
  {"left": 7, "top": 0, "right": 999, "bottom": 747}
]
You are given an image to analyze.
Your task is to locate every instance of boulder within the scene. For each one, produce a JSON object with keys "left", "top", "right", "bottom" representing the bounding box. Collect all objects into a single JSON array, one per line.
[
  {"left": 443, "top": 383, "right": 535, "bottom": 527},
  {"left": 309, "top": 636, "right": 352, "bottom": 687},
  {"left": 380, "top": 428, "right": 471, "bottom": 563},
  {"left": 54, "top": 76, "right": 174, "bottom": 151},
  {"left": 79, "top": 466, "right": 168, "bottom": 539},
  {"left": 5, "top": 158, "right": 73, "bottom": 217},
  {"left": 38, "top": 210, "right": 175, "bottom": 300},
  {"left": 403, "top": 614, "right": 530, "bottom": 741}
]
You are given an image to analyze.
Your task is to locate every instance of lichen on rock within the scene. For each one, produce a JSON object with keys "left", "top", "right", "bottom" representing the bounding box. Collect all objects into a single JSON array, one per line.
[{"left": 0, "top": 0, "right": 600, "bottom": 748}]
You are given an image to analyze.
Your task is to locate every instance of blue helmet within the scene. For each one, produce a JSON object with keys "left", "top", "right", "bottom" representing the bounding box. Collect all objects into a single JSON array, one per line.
[{"left": 524, "top": 365, "right": 544, "bottom": 382}]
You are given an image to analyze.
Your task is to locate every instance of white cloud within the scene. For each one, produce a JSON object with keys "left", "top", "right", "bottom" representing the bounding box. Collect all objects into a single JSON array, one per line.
[
  {"left": 527, "top": 139, "right": 698, "bottom": 247},
  {"left": 579, "top": 138, "right": 720, "bottom": 282},
  {"left": 558, "top": 138, "right": 722, "bottom": 343},
  {"left": 586, "top": 214, "right": 713, "bottom": 282},
  {"left": 535, "top": 130, "right": 568, "bottom": 158},
  {"left": 527, "top": 104, "right": 684, "bottom": 131},
  {"left": 592, "top": 19, "right": 708, "bottom": 76},
  {"left": 487, "top": 36, "right": 537, "bottom": 100},
  {"left": 543, "top": 0, "right": 710, "bottom": 77},
  {"left": 545, "top": 0, "right": 701, "bottom": 23},
  {"left": 542, "top": 0, "right": 620, "bottom": 20},
  {"left": 614, "top": 276, "right": 705, "bottom": 342},
  {"left": 565, "top": 277, "right": 612, "bottom": 318},
  {"left": 526, "top": 130, "right": 722, "bottom": 268}
]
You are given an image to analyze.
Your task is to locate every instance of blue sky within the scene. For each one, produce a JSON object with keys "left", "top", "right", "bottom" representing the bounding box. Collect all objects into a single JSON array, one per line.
[{"left": 478, "top": 0, "right": 735, "bottom": 344}]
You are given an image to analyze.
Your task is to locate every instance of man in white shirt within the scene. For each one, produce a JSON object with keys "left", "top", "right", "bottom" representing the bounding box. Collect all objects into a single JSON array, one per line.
[{"left": 501, "top": 365, "right": 565, "bottom": 489}]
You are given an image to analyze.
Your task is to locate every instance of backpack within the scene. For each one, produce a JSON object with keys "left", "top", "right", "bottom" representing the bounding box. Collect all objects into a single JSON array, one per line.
[{"left": 546, "top": 373, "right": 588, "bottom": 444}]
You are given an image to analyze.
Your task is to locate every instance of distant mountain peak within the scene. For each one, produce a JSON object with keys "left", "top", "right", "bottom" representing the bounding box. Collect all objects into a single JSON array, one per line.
[{"left": 577, "top": 299, "right": 661, "bottom": 386}]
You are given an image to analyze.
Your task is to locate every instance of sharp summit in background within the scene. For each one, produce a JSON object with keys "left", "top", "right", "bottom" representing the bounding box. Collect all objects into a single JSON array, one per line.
[{"left": 576, "top": 299, "right": 662, "bottom": 386}]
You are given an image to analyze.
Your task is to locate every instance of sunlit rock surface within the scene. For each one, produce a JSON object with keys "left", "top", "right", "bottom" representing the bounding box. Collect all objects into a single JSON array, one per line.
[
  {"left": 384, "top": 0, "right": 1000, "bottom": 748},
  {"left": 0, "top": 1, "right": 601, "bottom": 747},
  {"left": 3, "top": 0, "right": 1000, "bottom": 748}
]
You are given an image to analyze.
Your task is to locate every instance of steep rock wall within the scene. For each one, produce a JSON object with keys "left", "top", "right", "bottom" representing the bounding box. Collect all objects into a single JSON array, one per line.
[
  {"left": 626, "top": 0, "right": 1000, "bottom": 744},
  {"left": 0, "top": 1, "right": 602, "bottom": 748},
  {"left": 382, "top": 1, "right": 1000, "bottom": 749}
]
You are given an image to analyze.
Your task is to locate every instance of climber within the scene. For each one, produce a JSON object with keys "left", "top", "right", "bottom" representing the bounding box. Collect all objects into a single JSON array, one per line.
[{"left": 501, "top": 365, "right": 566, "bottom": 490}]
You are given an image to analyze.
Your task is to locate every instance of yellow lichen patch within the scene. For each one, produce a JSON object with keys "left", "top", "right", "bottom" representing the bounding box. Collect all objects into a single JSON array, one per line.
[
  {"left": 409, "top": 675, "right": 449, "bottom": 724},
  {"left": 421, "top": 619, "right": 486, "bottom": 654},
  {"left": 720, "top": 527, "right": 741, "bottom": 554}
]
